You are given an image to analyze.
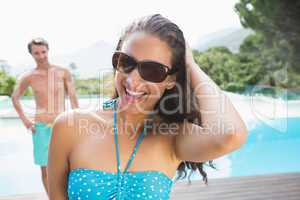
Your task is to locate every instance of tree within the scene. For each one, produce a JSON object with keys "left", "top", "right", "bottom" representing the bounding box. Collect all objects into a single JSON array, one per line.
[
  {"left": 235, "top": 0, "right": 300, "bottom": 72},
  {"left": 0, "top": 69, "right": 16, "bottom": 96},
  {"left": 69, "top": 62, "right": 79, "bottom": 79},
  {"left": 0, "top": 60, "right": 12, "bottom": 74},
  {"left": 193, "top": 47, "right": 264, "bottom": 92}
]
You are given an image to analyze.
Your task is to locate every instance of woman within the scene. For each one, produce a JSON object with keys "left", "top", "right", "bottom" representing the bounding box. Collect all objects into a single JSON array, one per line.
[{"left": 48, "top": 14, "right": 247, "bottom": 200}]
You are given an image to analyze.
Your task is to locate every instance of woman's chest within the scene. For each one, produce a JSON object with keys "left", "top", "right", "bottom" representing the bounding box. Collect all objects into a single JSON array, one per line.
[{"left": 68, "top": 134, "right": 179, "bottom": 177}]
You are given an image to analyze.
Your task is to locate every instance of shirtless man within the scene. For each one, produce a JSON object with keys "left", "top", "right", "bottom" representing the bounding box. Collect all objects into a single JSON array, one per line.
[{"left": 11, "top": 38, "right": 79, "bottom": 195}]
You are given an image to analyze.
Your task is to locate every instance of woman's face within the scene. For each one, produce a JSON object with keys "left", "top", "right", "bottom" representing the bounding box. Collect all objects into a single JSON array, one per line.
[{"left": 115, "top": 32, "right": 176, "bottom": 115}]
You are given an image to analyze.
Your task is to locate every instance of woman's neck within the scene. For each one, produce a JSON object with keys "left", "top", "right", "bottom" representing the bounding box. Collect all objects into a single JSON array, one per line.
[{"left": 116, "top": 109, "right": 147, "bottom": 139}]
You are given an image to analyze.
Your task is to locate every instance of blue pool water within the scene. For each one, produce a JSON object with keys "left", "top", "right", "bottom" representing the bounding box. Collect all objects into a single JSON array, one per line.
[
  {"left": 186, "top": 117, "right": 300, "bottom": 180},
  {"left": 227, "top": 117, "right": 300, "bottom": 177}
]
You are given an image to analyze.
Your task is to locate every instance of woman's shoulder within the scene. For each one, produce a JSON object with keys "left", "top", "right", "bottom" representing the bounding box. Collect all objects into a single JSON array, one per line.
[
  {"left": 53, "top": 98, "right": 117, "bottom": 134},
  {"left": 52, "top": 108, "right": 113, "bottom": 144}
]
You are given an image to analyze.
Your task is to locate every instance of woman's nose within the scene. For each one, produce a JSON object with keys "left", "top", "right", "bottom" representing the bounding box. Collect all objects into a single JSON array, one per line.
[{"left": 125, "top": 68, "right": 143, "bottom": 86}]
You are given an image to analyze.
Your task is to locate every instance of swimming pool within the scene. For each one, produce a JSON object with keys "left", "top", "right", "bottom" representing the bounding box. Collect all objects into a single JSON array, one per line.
[
  {"left": 202, "top": 117, "right": 300, "bottom": 178},
  {"left": 0, "top": 95, "right": 299, "bottom": 196}
]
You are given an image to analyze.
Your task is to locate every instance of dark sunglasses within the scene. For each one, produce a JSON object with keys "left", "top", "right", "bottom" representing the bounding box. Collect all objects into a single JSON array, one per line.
[{"left": 112, "top": 51, "right": 177, "bottom": 83}]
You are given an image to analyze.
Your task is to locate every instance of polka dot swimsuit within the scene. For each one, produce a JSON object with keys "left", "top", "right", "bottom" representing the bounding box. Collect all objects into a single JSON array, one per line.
[{"left": 67, "top": 99, "right": 173, "bottom": 199}]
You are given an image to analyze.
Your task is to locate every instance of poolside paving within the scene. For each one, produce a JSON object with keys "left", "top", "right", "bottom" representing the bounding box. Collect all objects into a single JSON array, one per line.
[{"left": 1, "top": 172, "right": 299, "bottom": 200}]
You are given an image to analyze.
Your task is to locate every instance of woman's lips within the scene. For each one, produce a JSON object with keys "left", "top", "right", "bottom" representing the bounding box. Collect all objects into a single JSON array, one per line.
[{"left": 124, "top": 88, "right": 147, "bottom": 103}]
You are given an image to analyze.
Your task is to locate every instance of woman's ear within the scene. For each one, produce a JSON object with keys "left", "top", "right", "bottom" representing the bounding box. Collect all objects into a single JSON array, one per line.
[
  {"left": 166, "top": 83, "right": 175, "bottom": 90},
  {"left": 166, "top": 76, "right": 176, "bottom": 90}
]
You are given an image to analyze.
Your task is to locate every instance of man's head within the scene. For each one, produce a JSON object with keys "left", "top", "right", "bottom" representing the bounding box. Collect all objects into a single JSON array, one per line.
[{"left": 28, "top": 38, "right": 49, "bottom": 65}]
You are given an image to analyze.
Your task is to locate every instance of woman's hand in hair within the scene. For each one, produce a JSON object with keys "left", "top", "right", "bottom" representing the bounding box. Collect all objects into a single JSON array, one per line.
[
  {"left": 185, "top": 41, "right": 197, "bottom": 68},
  {"left": 173, "top": 41, "right": 248, "bottom": 162}
]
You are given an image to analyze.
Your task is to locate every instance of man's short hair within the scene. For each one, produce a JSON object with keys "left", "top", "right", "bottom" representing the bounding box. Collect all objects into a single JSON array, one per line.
[{"left": 28, "top": 37, "right": 49, "bottom": 54}]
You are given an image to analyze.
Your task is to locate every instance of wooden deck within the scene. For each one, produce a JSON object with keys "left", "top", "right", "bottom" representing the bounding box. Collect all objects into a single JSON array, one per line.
[
  {"left": 170, "top": 172, "right": 300, "bottom": 200},
  {"left": 1, "top": 172, "right": 299, "bottom": 200}
]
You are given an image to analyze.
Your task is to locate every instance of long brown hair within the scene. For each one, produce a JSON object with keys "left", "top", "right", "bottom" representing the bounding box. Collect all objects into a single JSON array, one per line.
[{"left": 112, "top": 14, "right": 214, "bottom": 183}]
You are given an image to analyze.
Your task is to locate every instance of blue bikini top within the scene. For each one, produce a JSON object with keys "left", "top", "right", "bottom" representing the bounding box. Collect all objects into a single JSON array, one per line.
[{"left": 67, "top": 99, "right": 173, "bottom": 200}]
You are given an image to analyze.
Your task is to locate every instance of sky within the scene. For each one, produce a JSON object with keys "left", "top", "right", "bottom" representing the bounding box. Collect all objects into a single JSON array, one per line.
[{"left": 0, "top": 0, "right": 241, "bottom": 66}]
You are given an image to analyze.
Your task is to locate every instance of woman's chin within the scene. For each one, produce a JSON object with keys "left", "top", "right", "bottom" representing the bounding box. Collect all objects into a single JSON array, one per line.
[{"left": 118, "top": 94, "right": 150, "bottom": 114}]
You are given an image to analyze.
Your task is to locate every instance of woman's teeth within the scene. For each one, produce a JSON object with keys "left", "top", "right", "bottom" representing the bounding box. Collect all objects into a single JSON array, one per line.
[{"left": 126, "top": 88, "right": 146, "bottom": 98}]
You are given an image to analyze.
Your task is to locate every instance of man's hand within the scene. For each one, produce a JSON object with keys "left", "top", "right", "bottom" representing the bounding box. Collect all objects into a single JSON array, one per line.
[{"left": 24, "top": 119, "right": 36, "bottom": 133}]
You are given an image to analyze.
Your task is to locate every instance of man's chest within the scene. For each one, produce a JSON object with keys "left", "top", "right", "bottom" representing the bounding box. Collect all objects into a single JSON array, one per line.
[{"left": 30, "top": 72, "right": 65, "bottom": 95}]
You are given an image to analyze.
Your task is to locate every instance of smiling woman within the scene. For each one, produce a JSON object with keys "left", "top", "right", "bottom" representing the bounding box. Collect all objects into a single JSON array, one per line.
[{"left": 48, "top": 14, "right": 247, "bottom": 200}]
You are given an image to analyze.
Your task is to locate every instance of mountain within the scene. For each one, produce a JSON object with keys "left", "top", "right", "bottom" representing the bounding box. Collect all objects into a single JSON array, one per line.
[
  {"left": 194, "top": 27, "right": 253, "bottom": 53},
  {"left": 53, "top": 41, "right": 115, "bottom": 78},
  {"left": 9, "top": 27, "right": 252, "bottom": 79}
]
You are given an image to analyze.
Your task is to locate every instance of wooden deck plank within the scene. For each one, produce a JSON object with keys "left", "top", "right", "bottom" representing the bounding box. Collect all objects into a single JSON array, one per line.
[
  {"left": 170, "top": 172, "right": 300, "bottom": 200},
  {"left": 1, "top": 172, "right": 299, "bottom": 200}
]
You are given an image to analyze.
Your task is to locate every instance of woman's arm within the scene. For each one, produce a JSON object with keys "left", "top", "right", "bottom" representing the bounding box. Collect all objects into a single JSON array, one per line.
[
  {"left": 174, "top": 44, "right": 248, "bottom": 162},
  {"left": 48, "top": 112, "right": 74, "bottom": 200}
]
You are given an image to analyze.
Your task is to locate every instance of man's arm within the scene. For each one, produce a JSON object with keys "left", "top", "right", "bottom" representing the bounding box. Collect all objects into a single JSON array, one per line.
[
  {"left": 11, "top": 73, "right": 35, "bottom": 131},
  {"left": 63, "top": 69, "right": 79, "bottom": 109}
]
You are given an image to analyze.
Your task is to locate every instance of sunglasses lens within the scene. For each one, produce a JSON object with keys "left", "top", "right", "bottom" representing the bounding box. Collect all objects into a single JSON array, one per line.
[
  {"left": 112, "top": 52, "right": 172, "bottom": 83},
  {"left": 112, "top": 52, "right": 136, "bottom": 73},
  {"left": 139, "top": 62, "right": 167, "bottom": 83}
]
